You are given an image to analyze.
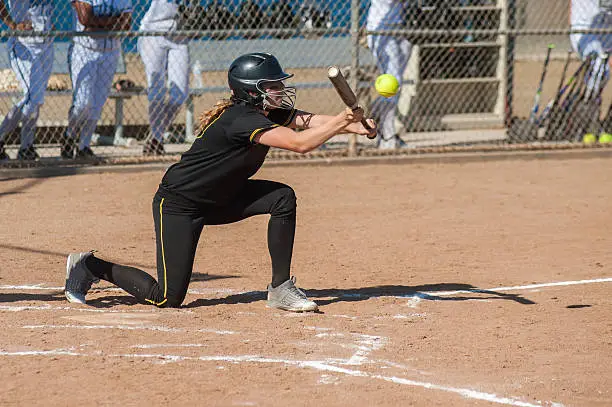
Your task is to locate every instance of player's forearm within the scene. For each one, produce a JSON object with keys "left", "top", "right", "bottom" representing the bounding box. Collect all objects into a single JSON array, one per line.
[
  {"left": 294, "top": 115, "right": 350, "bottom": 153},
  {"left": 294, "top": 111, "right": 333, "bottom": 129},
  {"left": 295, "top": 111, "right": 369, "bottom": 135}
]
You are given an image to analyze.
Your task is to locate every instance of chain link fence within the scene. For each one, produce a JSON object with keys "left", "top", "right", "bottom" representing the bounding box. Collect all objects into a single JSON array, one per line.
[{"left": 1, "top": 0, "right": 612, "bottom": 165}]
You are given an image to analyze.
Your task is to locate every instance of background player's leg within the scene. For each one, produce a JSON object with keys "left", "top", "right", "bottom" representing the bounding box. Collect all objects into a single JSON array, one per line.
[
  {"left": 368, "top": 34, "right": 412, "bottom": 149},
  {"left": 78, "top": 49, "right": 119, "bottom": 154},
  {"left": 206, "top": 180, "right": 297, "bottom": 287},
  {"left": 156, "top": 42, "right": 189, "bottom": 141},
  {"left": 0, "top": 41, "right": 29, "bottom": 148},
  {"left": 65, "top": 44, "right": 95, "bottom": 157},
  {"left": 139, "top": 36, "right": 169, "bottom": 146},
  {"left": 18, "top": 43, "right": 53, "bottom": 155}
]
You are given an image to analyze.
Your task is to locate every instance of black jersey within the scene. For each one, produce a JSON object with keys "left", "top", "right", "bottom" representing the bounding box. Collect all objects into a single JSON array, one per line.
[{"left": 158, "top": 104, "right": 296, "bottom": 206}]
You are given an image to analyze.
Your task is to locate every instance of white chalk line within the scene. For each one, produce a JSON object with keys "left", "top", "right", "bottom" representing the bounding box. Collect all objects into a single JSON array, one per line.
[
  {"left": 23, "top": 324, "right": 180, "bottom": 332},
  {"left": 0, "top": 284, "right": 238, "bottom": 295},
  {"left": 0, "top": 347, "right": 562, "bottom": 407},
  {"left": 419, "top": 277, "right": 612, "bottom": 298},
  {"left": 2, "top": 277, "right": 610, "bottom": 299},
  {"left": 0, "top": 304, "right": 189, "bottom": 314},
  {"left": 132, "top": 344, "right": 208, "bottom": 349},
  {"left": 22, "top": 324, "right": 237, "bottom": 335}
]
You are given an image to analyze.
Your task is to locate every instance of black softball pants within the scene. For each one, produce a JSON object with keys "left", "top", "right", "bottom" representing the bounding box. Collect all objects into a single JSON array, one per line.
[{"left": 85, "top": 179, "right": 297, "bottom": 308}]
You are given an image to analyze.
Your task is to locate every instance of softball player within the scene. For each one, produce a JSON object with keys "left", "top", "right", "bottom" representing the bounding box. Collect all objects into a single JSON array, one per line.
[
  {"left": 138, "top": 0, "right": 190, "bottom": 156},
  {"left": 570, "top": 0, "right": 612, "bottom": 91},
  {"left": 0, "top": 0, "right": 53, "bottom": 161},
  {"left": 367, "top": 0, "right": 413, "bottom": 149},
  {"left": 62, "top": 0, "right": 132, "bottom": 159},
  {"left": 64, "top": 52, "right": 375, "bottom": 312}
]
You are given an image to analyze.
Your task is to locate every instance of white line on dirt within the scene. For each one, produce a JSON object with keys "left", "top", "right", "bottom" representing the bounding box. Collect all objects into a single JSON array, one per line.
[
  {"left": 20, "top": 324, "right": 237, "bottom": 336},
  {"left": 422, "top": 277, "right": 612, "bottom": 297},
  {"left": 0, "top": 284, "right": 238, "bottom": 295},
  {"left": 132, "top": 344, "right": 208, "bottom": 349},
  {"left": 0, "top": 304, "right": 188, "bottom": 314},
  {"left": 23, "top": 324, "right": 180, "bottom": 332},
  {"left": 0, "top": 348, "right": 563, "bottom": 407},
  {"left": 2, "top": 278, "right": 610, "bottom": 297}
]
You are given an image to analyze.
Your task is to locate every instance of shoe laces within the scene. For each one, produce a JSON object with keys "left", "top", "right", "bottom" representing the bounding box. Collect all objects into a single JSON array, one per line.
[{"left": 284, "top": 276, "right": 309, "bottom": 300}]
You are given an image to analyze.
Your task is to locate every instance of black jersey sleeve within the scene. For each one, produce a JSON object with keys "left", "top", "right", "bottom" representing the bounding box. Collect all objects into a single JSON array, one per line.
[
  {"left": 267, "top": 108, "right": 297, "bottom": 126},
  {"left": 230, "top": 107, "right": 290, "bottom": 144}
]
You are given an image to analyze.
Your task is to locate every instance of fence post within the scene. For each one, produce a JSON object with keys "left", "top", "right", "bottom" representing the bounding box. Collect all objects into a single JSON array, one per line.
[{"left": 349, "top": 0, "right": 360, "bottom": 157}]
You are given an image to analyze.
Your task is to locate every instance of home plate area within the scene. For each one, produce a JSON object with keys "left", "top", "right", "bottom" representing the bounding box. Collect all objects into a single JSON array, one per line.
[{"left": 2, "top": 280, "right": 604, "bottom": 406}]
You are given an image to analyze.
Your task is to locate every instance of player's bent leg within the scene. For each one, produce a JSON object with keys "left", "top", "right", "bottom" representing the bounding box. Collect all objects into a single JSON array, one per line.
[
  {"left": 65, "top": 251, "right": 100, "bottom": 304},
  {"left": 153, "top": 195, "right": 206, "bottom": 308},
  {"left": 82, "top": 254, "right": 166, "bottom": 306},
  {"left": 206, "top": 180, "right": 317, "bottom": 312}
]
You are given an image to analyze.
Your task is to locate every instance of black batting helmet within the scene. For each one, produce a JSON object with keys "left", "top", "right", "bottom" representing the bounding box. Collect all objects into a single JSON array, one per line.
[{"left": 228, "top": 52, "right": 296, "bottom": 110}]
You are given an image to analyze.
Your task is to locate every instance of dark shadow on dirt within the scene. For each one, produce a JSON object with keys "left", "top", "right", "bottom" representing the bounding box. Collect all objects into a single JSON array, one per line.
[
  {"left": 183, "top": 283, "right": 536, "bottom": 308},
  {"left": 566, "top": 304, "right": 591, "bottom": 309},
  {"left": 0, "top": 178, "right": 45, "bottom": 197},
  {"left": 0, "top": 292, "right": 65, "bottom": 303},
  {"left": 87, "top": 295, "right": 141, "bottom": 307}
]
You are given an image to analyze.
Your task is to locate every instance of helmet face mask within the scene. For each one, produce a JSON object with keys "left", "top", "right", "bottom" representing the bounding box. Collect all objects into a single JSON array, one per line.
[
  {"left": 228, "top": 53, "right": 296, "bottom": 110},
  {"left": 258, "top": 80, "right": 296, "bottom": 110}
]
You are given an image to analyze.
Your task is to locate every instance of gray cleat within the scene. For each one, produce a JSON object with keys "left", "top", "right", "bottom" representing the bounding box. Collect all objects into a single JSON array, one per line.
[
  {"left": 267, "top": 276, "right": 318, "bottom": 312},
  {"left": 65, "top": 251, "right": 99, "bottom": 304}
]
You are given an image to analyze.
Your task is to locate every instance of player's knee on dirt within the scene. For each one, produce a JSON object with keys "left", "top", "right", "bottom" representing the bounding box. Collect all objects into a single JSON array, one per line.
[
  {"left": 160, "top": 296, "right": 183, "bottom": 308},
  {"left": 271, "top": 186, "right": 297, "bottom": 218},
  {"left": 147, "top": 291, "right": 183, "bottom": 309}
]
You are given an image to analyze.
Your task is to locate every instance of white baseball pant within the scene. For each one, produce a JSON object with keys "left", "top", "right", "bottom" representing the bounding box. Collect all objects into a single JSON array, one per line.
[
  {"left": 138, "top": 36, "right": 189, "bottom": 142},
  {"left": 0, "top": 39, "right": 53, "bottom": 149},
  {"left": 67, "top": 43, "right": 119, "bottom": 151}
]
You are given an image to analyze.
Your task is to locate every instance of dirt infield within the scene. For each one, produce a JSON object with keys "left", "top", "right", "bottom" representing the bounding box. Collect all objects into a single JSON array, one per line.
[{"left": 1, "top": 157, "right": 611, "bottom": 406}]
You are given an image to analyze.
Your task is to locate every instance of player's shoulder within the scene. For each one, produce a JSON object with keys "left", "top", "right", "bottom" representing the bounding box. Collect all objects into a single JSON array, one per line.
[
  {"left": 220, "top": 104, "right": 276, "bottom": 133},
  {"left": 223, "top": 104, "right": 266, "bottom": 121}
]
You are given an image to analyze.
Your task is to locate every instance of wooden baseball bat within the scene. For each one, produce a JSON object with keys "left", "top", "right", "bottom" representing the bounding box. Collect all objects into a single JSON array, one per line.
[{"left": 327, "top": 65, "right": 376, "bottom": 139}]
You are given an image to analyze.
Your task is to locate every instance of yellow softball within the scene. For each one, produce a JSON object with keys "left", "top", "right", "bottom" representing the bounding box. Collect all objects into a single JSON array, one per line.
[{"left": 375, "top": 74, "right": 400, "bottom": 98}]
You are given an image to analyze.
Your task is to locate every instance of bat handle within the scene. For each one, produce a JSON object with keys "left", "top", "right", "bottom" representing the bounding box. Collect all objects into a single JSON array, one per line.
[{"left": 361, "top": 118, "right": 376, "bottom": 139}]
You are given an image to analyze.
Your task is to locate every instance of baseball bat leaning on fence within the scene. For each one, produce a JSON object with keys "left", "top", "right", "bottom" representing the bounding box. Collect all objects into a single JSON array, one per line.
[
  {"left": 562, "top": 54, "right": 608, "bottom": 140},
  {"left": 327, "top": 65, "right": 376, "bottom": 139},
  {"left": 584, "top": 54, "right": 609, "bottom": 103},
  {"left": 528, "top": 44, "right": 554, "bottom": 124},
  {"left": 559, "top": 54, "right": 595, "bottom": 114},
  {"left": 584, "top": 54, "right": 610, "bottom": 135},
  {"left": 537, "top": 49, "right": 573, "bottom": 126},
  {"left": 602, "top": 100, "right": 612, "bottom": 130}
]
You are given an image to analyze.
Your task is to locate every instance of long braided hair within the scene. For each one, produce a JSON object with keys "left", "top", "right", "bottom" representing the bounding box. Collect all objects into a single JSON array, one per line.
[{"left": 198, "top": 98, "right": 234, "bottom": 132}]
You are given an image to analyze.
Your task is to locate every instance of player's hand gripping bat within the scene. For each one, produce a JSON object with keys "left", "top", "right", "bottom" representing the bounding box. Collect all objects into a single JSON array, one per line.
[{"left": 327, "top": 66, "right": 376, "bottom": 139}]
